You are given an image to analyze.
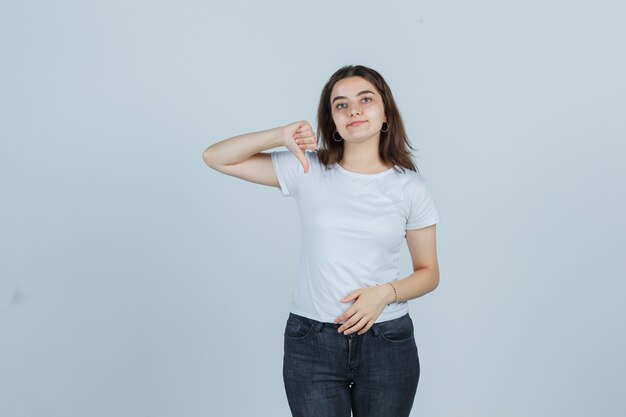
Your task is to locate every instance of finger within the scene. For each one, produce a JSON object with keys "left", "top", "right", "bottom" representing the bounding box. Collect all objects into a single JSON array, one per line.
[
  {"left": 337, "top": 318, "right": 353, "bottom": 333},
  {"left": 298, "top": 131, "right": 316, "bottom": 142},
  {"left": 295, "top": 136, "right": 311, "bottom": 144},
  {"left": 337, "top": 312, "right": 359, "bottom": 333},
  {"left": 342, "top": 290, "right": 360, "bottom": 302},
  {"left": 296, "top": 139, "right": 317, "bottom": 147},
  {"left": 342, "top": 315, "right": 369, "bottom": 335},
  {"left": 297, "top": 152, "right": 309, "bottom": 173},
  {"left": 294, "top": 130, "right": 307, "bottom": 137},
  {"left": 295, "top": 123, "right": 311, "bottom": 133},
  {"left": 335, "top": 310, "right": 355, "bottom": 329},
  {"left": 357, "top": 320, "right": 373, "bottom": 336}
]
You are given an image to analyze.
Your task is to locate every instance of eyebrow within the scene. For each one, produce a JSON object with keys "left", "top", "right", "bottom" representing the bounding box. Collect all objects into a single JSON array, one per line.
[{"left": 331, "top": 90, "right": 376, "bottom": 104}]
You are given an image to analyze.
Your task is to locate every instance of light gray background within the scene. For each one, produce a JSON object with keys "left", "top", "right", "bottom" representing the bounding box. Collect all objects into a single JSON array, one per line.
[{"left": 1, "top": 1, "right": 624, "bottom": 416}]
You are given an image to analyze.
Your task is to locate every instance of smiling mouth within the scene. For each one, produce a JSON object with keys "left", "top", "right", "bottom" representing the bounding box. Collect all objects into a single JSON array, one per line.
[{"left": 348, "top": 121, "right": 367, "bottom": 127}]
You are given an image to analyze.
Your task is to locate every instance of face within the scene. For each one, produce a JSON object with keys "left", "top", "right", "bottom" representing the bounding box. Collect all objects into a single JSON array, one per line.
[{"left": 330, "top": 76, "right": 387, "bottom": 144}]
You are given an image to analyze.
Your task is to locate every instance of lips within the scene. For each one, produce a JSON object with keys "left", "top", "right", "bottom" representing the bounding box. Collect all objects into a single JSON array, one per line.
[{"left": 348, "top": 120, "right": 367, "bottom": 127}]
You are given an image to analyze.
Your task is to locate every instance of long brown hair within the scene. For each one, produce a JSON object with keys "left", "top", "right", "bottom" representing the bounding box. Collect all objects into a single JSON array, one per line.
[{"left": 315, "top": 65, "right": 420, "bottom": 174}]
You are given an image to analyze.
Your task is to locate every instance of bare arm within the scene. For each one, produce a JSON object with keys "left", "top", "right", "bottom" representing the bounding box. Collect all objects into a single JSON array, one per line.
[
  {"left": 333, "top": 224, "right": 440, "bottom": 334},
  {"left": 202, "top": 126, "right": 285, "bottom": 166},
  {"left": 381, "top": 224, "right": 440, "bottom": 304},
  {"left": 201, "top": 121, "right": 317, "bottom": 187}
]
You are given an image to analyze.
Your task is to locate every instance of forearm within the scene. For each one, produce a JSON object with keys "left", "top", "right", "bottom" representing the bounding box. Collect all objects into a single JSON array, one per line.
[
  {"left": 379, "top": 267, "right": 440, "bottom": 304},
  {"left": 202, "top": 126, "right": 285, "bottom": 166}
]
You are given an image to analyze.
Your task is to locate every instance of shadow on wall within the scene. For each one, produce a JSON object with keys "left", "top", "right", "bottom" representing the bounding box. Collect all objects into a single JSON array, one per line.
[{"left": 0, "top": 277, "right": 18, "bottom": 312}]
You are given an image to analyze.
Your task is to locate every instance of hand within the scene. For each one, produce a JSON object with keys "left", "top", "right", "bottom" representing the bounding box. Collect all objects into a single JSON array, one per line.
[
  {"left": 334, "top": 285, "right": 391, "bottom": 336},
  {"left": 281, "top": 120, "right": 318, "bottom": 173}
]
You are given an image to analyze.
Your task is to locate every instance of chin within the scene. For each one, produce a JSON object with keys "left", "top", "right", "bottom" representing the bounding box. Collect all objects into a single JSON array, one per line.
[{"left": 347, "top": 132, "right": 374, "bottom": 141}]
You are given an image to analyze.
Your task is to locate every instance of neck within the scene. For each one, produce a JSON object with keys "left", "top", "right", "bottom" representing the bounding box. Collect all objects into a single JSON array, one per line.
[{"left": 340, "top": 138, "right": 392, "bottom": 171}]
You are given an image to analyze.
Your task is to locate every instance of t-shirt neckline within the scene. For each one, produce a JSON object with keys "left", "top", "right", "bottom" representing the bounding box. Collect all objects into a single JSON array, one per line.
[{"left": 333, "top": 162, "right": 397, "bottom": 178}]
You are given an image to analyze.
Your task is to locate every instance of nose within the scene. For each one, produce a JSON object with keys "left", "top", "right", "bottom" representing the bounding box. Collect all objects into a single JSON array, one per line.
[{"left": 349, "top": 102, "right": 361, "bottom": 116}]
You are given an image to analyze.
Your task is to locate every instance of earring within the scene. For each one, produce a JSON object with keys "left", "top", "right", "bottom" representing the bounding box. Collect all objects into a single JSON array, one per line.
[
  {"left": 333, "top": 131, "right": 343, "bottom": 142},
  {"left": 381, "top": 122, "right": 389, "bottom": 133}
]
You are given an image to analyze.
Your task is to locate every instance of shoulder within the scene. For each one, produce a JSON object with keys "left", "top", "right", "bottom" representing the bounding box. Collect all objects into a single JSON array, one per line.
[
  {"left": 394, "top": 167, "right": 428, "bottom": 188},
  {"left": 271, "top": 149, "right": 318, "bottom": 171},
  {"left": 394, "top": 170, "right": 436, "bottom": 207},
  {"left": 306, "top": 150, "right": 321, "bottom": 164},
  {"left": 304, "top": 151, "right": 328, "bottom": 172},
  {"left": 271, "top": 149, "right": 318, "bottom": 163}
]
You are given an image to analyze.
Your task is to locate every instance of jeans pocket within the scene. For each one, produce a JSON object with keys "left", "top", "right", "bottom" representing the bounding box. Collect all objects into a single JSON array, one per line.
[
  {"left": 378, "top": 314, "right": 414, "bottom": 342},
  {"left": 284, "top": 314, "right": 314, "bottom": 340}
]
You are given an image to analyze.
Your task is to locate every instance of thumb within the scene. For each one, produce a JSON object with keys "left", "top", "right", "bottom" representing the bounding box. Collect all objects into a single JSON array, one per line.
[
  {"left": 296, "top": 150, "right": 310, "bottom": 173},
  {"left": 341, "top": 290, "right": 360, "bottom": 302}
]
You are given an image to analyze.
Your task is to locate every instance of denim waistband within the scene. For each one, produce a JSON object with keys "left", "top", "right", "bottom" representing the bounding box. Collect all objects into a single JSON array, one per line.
[{"left": 288, "top": 311, "right": 409, "bottom": 337}]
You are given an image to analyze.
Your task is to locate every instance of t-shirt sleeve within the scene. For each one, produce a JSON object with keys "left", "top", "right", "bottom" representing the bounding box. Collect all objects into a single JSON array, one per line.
[
  {"left": 270, "top": 150, "right": 305, "bottom": 197},
  {"left": 406, "top": 175, "right": 441, "bottom": 230}
]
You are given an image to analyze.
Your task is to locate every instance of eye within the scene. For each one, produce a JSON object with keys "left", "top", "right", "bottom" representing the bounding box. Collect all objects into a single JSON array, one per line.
[{"left": 335, "top": 97, "right": 373, "bottom": 109}]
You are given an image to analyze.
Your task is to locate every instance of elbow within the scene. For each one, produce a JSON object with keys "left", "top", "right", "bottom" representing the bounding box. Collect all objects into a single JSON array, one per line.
[
  {"left": 412, "top": 265, "right": 439, "bottom": 292},
  {"left": 432, "top": 267, "right": 440, "bottom": 290},
  {"left": 202, "top": 148, "right": 215, "bottom": 168},
  {"left": 432, "top": 273, "right": 440, "bottom": 290}
]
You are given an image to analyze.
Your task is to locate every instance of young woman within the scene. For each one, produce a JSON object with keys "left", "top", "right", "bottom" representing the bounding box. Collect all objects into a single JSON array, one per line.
[{"left": 203, "top": 64, "right": 441, "bottom": 417}]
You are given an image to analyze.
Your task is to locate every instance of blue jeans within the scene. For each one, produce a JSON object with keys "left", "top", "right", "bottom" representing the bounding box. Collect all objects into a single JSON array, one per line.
[{"left": 282, "top": 312, "right": 420, "bottom": 417}]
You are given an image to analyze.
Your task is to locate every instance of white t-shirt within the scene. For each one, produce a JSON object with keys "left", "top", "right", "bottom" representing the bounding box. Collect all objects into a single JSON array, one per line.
[{"left": 270, "top": 149, "right": 441, "bottom": 323}]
